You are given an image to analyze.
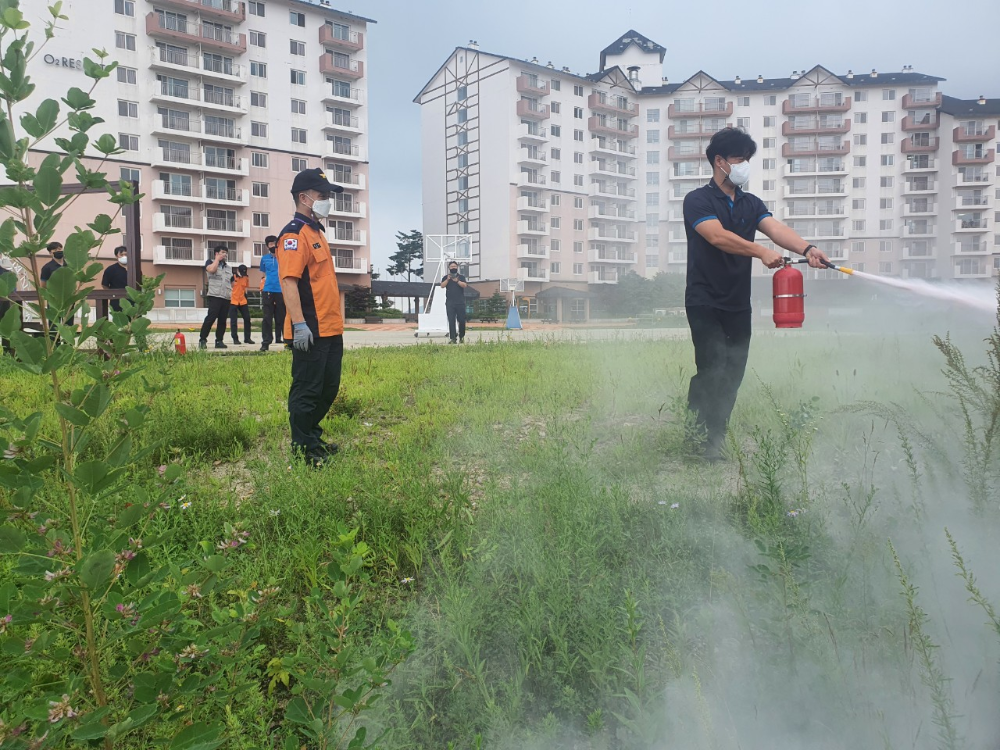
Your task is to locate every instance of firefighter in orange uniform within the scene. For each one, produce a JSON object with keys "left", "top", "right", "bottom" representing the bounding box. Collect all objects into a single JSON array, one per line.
[{"left": 276, "top": 168, "right": 345, "bottom": 466}]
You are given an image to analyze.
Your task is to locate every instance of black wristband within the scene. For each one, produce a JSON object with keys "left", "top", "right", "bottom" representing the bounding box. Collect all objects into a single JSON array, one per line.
[{"left": 803, "top": 244, "right": 817, "bottom": 257}]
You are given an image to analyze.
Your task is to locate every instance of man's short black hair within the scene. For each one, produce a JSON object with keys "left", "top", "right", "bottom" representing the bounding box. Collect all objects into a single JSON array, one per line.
[
  {"left": 214, "top": 246, "right": 229, "bottom": 255},
  {"left": 448, "top": 261, "right": 459, "bottom": 267},
  {"left": 706, "top": 127, "right": 757, "bottom": 167},
  {"left": 47, "top": 241, "right": 63, "bottom": 251},
  {"left": 265, "top": 235, "right": 278, "bottom": 245},
  {"left": 113, "top": 245, "right": 127, "bottom": 256}
]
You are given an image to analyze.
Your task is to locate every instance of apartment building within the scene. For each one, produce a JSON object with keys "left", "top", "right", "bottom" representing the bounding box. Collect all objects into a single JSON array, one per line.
[
  {"left": 415, "top": 31, "right": 999, "bottom": 319},
  {"left": 19, "top": 0, "right": 372, "bottom": 318}
]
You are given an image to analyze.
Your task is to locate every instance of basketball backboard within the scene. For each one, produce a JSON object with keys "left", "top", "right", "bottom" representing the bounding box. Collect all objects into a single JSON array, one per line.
[
  {"left": 499, "top": 277, "right": 525, "bottom": 292},
  {"left": 423, "top": 235, "right": 471, "bottom": 265}
]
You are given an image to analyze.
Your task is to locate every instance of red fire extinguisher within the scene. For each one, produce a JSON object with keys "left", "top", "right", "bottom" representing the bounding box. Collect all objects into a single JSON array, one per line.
[
  {"left": 173, "top": 330, "right": 187, "bottom": 354},
  {"left": 772, "top": 261, "right": 805, "bottom": 329}
]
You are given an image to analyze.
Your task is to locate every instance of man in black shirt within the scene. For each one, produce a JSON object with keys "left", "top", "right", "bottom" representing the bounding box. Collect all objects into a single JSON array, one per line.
[
  {"left": 101, "top": 245, "right": 129, "bottom": 313},
  {"left": 440, "top": 260, "right": 468, "bottom": 344},
  {"left": 39, "top": 241, "right": 74, "bottom": 332},
  {"left": 683, "top": 127, "right": 830, "bottom": 460}
]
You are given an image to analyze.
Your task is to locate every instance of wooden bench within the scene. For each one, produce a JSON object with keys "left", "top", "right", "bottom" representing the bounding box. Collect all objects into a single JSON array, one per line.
[
  {"left": 477, "top": 317, "right": 500, "bottom": 324},
  {"left": 364, "top": 316, "right": 383, "bottom": 324}
]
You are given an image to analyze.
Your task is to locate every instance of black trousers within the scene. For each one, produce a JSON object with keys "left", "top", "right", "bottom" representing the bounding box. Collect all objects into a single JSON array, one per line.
[
  {"left": 229, "top": 304, "right": 252, "bottom": 342},
  {"left": 686, "top": 305, "right": 752, "bottom": 447},
  {"left": 446, "top": 301, "right": 467, "bottom": 341},
  {"left": 199, "top": 296, "right": 230, "bottom": 343},
  {"left": 261, "top": 291, "right": 285, "bottom": 345},
  {"left": 289, "top": 334, "right": 343, "bottom": 453}
]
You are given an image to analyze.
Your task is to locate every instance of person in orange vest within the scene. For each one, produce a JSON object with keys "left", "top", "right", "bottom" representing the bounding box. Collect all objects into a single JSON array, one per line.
[{"left": 228, "top": 264, "right": 254, "bottom": 345}]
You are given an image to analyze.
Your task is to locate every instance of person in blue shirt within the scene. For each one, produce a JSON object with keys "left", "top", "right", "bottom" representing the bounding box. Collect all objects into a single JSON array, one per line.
[
  {"left": 258, "top": 235, "right": 285, "bottom": 351},
  {"left": 683, "top": 127, "right": 830, "bottom": 461}
]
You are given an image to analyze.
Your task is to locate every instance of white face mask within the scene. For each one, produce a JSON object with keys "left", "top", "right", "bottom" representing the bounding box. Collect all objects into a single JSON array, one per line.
[
  {"left": 724, "top": 160, "right": 751, "bottom": 187},
  {"left": 117, "top": 255, "right": 127, "bottom": 265},
  {"left": 308, "top": 195, "right": 332, "bottom": 218}
]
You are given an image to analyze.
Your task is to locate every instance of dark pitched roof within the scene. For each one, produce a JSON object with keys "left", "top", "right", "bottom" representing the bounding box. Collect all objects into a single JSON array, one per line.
[
  {"left": 287, "top": 0, "right": 375, "bottom": 24},
  {"left": 836, "top": 71, "right": 944, "bottom": 87},
  {"left": 939, "top": 94, "right": 1000, "bottom": 117},
  {"left": 600, "top": 30, "right": 666, "bottom": 68}
]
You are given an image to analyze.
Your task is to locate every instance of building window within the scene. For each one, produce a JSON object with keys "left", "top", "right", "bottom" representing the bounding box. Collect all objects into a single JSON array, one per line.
[
  {"left": 855, "top": 134, "right": 867, "bottom": 145},
  {"left": 765, "top": 95, "right": 777, "bottom": 106},
  {"left": 762, "top": 158, "right": 776, "bottom": 170},
  {"left": 573, "top": 219, "right": 584, "bottom": 230},
  {"left": 573, "top": 151, "right": 583, "bottom": 164},
  {"left": 251, "top": 121, "right": 268, "bottom": 138},
  {"left": 574, "top": 197, "right": 584, "bottom": 208},
  {"left": 252, "top": 181, "right": 269, "bottom": 197},
  {"left": 852, "top": 91, "right": 866, "bottom": 102},
  {"left": 882, "top": 89, "right": 896, "bottom": 100},
  {"left": 253, "top": 241, "right": 266, "bottom": 257},
  {"left": 250, "top": 91, "right": 267, "bottom": 108},
  {"left": 573, "top": 129, "right": 583, "bottom": 142},
  {"left": 290, "top": 70, "right": 305, "bottom": 85},
  {"left": 880, "top": 198, "right": 893, "bottom": 209},
  {"left": 290, "top": 40, "right": 305, "bottom": 56},
  {"left": 120, "top": 167, "right": 140, "bottom": 184},
  {"left": 573, "top": 85, "right": 583, "bottom": 96},
  {"left": 880, "top": 219, "right": 893, "bottom": 230},
  {"left": 879, "top": 262, "right": 892, "bottom": 274},
  {"left": 292, "top": 128, "right": 307, "bottom": 144},
  {"left": 647, "top": 151, "right": 659, "bottom": 165},
  {"left": 573, "top": 241, "right": 582, "bottom": 253},
  {"left": 852, "top": 199, "right": 865, "bottom": 209},
  {"left": 550, "top": 261, "right": 561, "bottom": 274},
  {"left": 457, "top": 154, "right": 467, "bottom": 168},
  {"left": 881, "top": 155, "right": 894, "bottom": 166},
  {"left": 458, "top": 131, "right": 468, "bottom": 146},
  {"left": 646, "top": 172, "right": 660, "bottom": 186},
  {"left": 250, "top": 61, "right": 267, "bottom": 78},
  {"left": 118, "top": 100, "right": 138, "bottom": 118},
  {"left": 763, "top": 138, "right": 776, "bottom": 149},
  {"left": 114, "top": 0, "right": 135, "bottom": 16},
  {"left": 551, "top": 80, "right": 561, "bottom": 91},
  {"left": 879, "top": 240, "right": 893, "bottom": 252},
  {"left": 762, "top": 180, "right": 775, "bottom": 191},
  {"left": 573, "top": 175, "right": 584, "bottom": 186},
  {"left": 763, "top": 116, "right": 776, "bottom": 127},
  {"left": 250, "top": 30, "right": 266, "bottom": 47},
  {"left": 164, "top": 288, "right": 196, "bottom": 308},
  {"left": 550, "top": 194, "right": 560, "bottom": 206},
  {"left": 457, "top": 85, "right": 467, "bottom": 101},
  {"left": 253, "top": 212, "right": 269, "bottom": 227},
  {"left": 881, "top": 111, "right": 895, "bottom": 123},
  {"left": 551, "top": 239, "right": 561, "bottom": 252},
  {"left": 249, "top": 0, "right": 264, "bottom": 15},
  {"left": 573, "top": 263, "right": 584, "bottom": 275},
  {"left": 647, "top": 108, "right": 660, "bottom": 123},
  {"left": 550, "top": 125, "right": 561, "bottom": 137},
  {"left": 854, "top": 156, "right": 867, "bottom": 167},
  {"left": 855, "top": 112, "right": 867, "bottom": 124},
  {"left": 551, "top": 148, "right": 561, "bottom": 160},
  {"left": 852, "top": 241, "right": 865, "bottom": 253},
  {"left": 573, "top": 107, "right": 583, "bottom": 119},
  {"left": 116, "top": 66, "right": 137, "bottom": 84},
  {"left": 457, "top": 108, "right": 467, "bottom": 123},
  {"left": 290, "top": 10, "right": 305, "bottom": 26},
  {"left": 550, "top": 170, "right": 560, "bottom": 183},
  {"left": 550, "top": 217, "right": 561, "bottom": 229},
  {"left": 251, "top": 152, "right": 269, "bottom": 168},
  {"left": 647, "top": 130, "right": 660, "bottom": 144},
  {"left": 738, "top": 96, "right": 750, "bottom": 107},
  {"left": 852, "top": 220, "right": 866, "bottom": 231},
  {"left": 737, "top": 117, "right": 750, "bottom": 129},
  {"left": 115, "top": 32, "right": 136, "bottom": 51},
  {"left": 646, "top": 213, "right": 659, "bottom": 228},
  {"left": 118, "top": 133, "right": 138, "bottom": 151},
  {"left": 880, "top": 177, "right": 894, "bottom": 188},
  {"left": 880, "top": 133, "right": 894, "bottom": 144},
  {"left": 853, "top": 177, "right": 866, "bottom": 188},
  {"left": 551, "top": 102, "right": 561, "bottom": 114}
]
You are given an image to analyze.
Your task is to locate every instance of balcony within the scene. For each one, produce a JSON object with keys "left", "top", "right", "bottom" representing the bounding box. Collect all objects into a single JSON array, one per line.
[
  {"left": 319, "top": 24, "right": 363, "bottom": 52},
  {"left": 322, "top": 86, "right": 364, "bottom": 107},
  {"left": 324, "top": 111, "right": 362, "bottom": 134},
  {"left": 781, "top": 96, "right": 851, "bottom": 114},
  {"left": 151, "top": 148, "right": 249, "bottom": 175},
  {"left": 148, "top": 46, "right": 247, "bottom": 83},
  {"left": 902, "top": 180, "right": 937, "bottom": 194},
  {"left": 588, "top": 116, "right": 638, "bottom": 138},
  {"left": 902, "top": 245, "right": 936, "bottom": 260},
  {"left": 667, "top": 124, "right": 729, "bottom": 140},
  {"left": 954, "top": 125, "right": 995, "bottom": 143},
  {"left": 783, "top": 205, "right": 846, "bottom": 219},
  {"left": 902, "top": 157, "right": 938, "bottom": 172},
  {"left": 953, "top": 149, "right": 995, "bottom": 165},
  {"left": 901, "top": 114, "right": 939, "bottom": 131},
  {"left": 955, "top": 218, "right": 989, "bottom": 233},
  {"left": 320, "top": 54, "right": 364, "bottom": 79},
  {"left": 325, "top": 142, "right": 366, "bottom": 162},
  {"left": 954, "top": 261, "right": 991, "bottom": 278},
  {"left": 953, "top": 241, "right": 990, "bottom": 255},
  {"left": 667, "top": 251, "right": 687, "bottom": 264},
  {"left": 957, "top": 171, "right": 992, "bottom": 185},
  {"left": 516, "top": 245, "right": 549, "bottom": 259},
  {"left": 806, "top": 225, "right": 847, "bottom": 240},
  {"left": 150, "top": 85, "right": 247, "bottom": 114},
  {"left": 153, "top": 213, "right": 199, "bottom": 234},
  {"left": 588, "top": 205, "right": 635, "bottom": 220},
  {"left": 588, "top": 249, "right": 637, "bottom": 263},
  {"left": 518, "top": 124, "right": 548, "bottom": 142},
  {"left": 516, "top": 196, "right": 548, "bottom": 212},
  {"left": 589, "top": 138, "right": 636, "bottom": 157},
  {"left": 328, "top": 172, "right": 366, "bottom": 190},
  {"left": 590, "top": 161, "right": 636, "bottom": 179},
  {"left": 782, "top": 184, "right": 848, "bottom": 198},
  {"left": 587, "top": 183, "right": 636, "bottom": 200},
  {"left": 900, "top": 138, "right": 940, "bottom": 154},
  {"left": 516, "top": 172, "right": 546, "bottom": 187},
  {"left": 153, "top": 245, "right": 208, "bottom": 266},
  {"left": 518, "top": 148, "right": 547, "bottom": 166},
  {"left": 669, "top": 145, "right": 708, "bottom": 162},
  {"left": 516, "top": 76, "right": 550, "bottom": 96},
  {"left": 517, "top": 267, "right": 550, "bottom": 283},
  {"left": 151, "top": 115, "right": 203, "bottom": 139},
  {"left": 667, "top": 101, "right": 734, "bottom": 118},
  {"left": 516, "top": 220, "right": 548, "bottom": 236},
  {"left": 151, "top": 0, "right": 246, "bottom": 22},
  {"left": 781, "top": 120, "right": 851, "bottom": 136},
  {"left": 328, "top": 201, "right": 367, "bottom": 219},
  {"left": 333, "top": 256, "right": 367, "bottom": 274},
  {"left": 901, "top": 92, "right": 943, "bottom": 110},
  {"left": 903, "top": 202, "right": 936, "bottom": 216},
  {"left": 201, "top": 90, "right": 247, "bottom": 114},
  {"left": 672, "top": 168, "right": 712, "bottom": 181},
  {"left": 588, "top": 93, "right": 637, "bottom": 117},
  {"left": 588, "top": 270, "right": 619, "bottom": 284},
  {"left": 782, "top": 141, "right": 850, "bottom": 157},
  {"left": 151, "top": 182, "right": 250, "bottom": 206},
  {"left": 516, "top": 100, "right": 550, "bottom": 121},
  {"left": 203, "top": 216, "right": 249, "bottom": 237},
  {"left": 588, "top": 228, "right": 637, "bottom": 243},
  {"left": 782, "top": 162, "right": 849, "bottom": 177},
  {"left": 955, "top": 195, "right": 990, "bottom": 208},
  {"left": 902, "top": 224, "right": 936, "bottom": 237},
  {"left": 326, "top": 228, "right": 367, "bottom": 246},
  {"left": 203, "top": 122, "right": 244, "bottom": 145},
  {"left": 145, "top": 13, "right": 246, "bottom": 53}
]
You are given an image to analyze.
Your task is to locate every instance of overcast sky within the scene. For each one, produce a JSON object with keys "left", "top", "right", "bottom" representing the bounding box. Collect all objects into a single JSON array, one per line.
[{"left": 359, "top": 0, "right": 1000, "bottom": 275}]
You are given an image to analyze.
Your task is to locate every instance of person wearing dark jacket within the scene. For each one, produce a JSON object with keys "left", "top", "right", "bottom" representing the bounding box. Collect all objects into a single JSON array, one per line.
[
  {"left": 440, "top": 260, "right": 468, "bottom": 344},
  {"left": 101, "top": 245, "right": 129, "bottom": 313}
]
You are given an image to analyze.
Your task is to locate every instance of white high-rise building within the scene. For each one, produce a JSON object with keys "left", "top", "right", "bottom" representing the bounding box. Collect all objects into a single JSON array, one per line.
[
  {"left": 20, "top": 0, "right": 373, "bottom": 316},
  {"left": 415, "top": 31, "right": 999, "bottom": 321}
]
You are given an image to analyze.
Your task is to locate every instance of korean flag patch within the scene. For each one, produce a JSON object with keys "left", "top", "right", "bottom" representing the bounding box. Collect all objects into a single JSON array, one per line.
[{"left": 283, "top": 238, "right": 298, "bottom": 251}]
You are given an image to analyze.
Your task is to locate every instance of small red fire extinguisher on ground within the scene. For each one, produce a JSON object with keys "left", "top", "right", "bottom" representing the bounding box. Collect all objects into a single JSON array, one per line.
[
  {"left": 772, "top": 260, "right": 805, "bottom": 329},
  {"left": 173, "top": 330, "right": 187, "bottom": 354}
]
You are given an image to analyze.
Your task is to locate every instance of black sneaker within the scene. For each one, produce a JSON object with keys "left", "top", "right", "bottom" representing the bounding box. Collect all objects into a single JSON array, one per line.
[
  {"left": 459, "top": 337, "right": 465, "bottom": 344},
  {"left": 448, "top": 339, "right": 456, "bottom": 345},
  {"left": 259, "top": 344, "right": 269, "bottom": 352},
  {"left": 245, "top": 339, "right": 255, "bottom": 345},
  {"left": 231, "top": 339, "right": 240, "bottom": 345},
  {"left": 199, "top": 340, "right": 207, "bottom": 350},
  {"left": 319, "top": 441, "right": 339, "bottom": 456},
  {"left": 215, "top": 341, "right": 228, "bottom": 349}
]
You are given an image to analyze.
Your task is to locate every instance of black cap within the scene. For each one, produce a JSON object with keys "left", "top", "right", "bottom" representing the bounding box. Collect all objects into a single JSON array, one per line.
[{"left": 290, "top": 167, "right": 344, "bottom": 196}]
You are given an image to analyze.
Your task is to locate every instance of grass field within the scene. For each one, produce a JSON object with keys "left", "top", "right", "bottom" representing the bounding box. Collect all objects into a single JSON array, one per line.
[{"left": 1, "top": 320, "right": 999, "bottom": 749}]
